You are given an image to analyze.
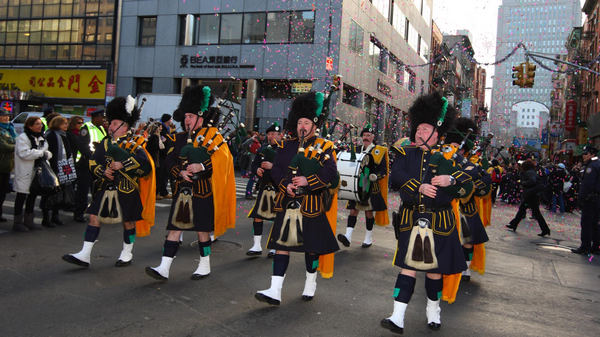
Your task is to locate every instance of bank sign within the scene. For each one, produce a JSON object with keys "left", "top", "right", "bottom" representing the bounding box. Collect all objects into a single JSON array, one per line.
[
  {"left": 179, "top": 54, "right": 254, "bottom": 69},
  {"left": 0, "top": 69, "right": 106, "bottom": 100}
]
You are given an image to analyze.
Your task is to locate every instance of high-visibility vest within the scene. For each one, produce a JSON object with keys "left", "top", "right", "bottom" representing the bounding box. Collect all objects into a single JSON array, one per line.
[
  {"left": 77, "top": 122, "right": 107, "bottom": 161},
  {"left": 40, "top": 117, "right": 48, "bottom": 130}
]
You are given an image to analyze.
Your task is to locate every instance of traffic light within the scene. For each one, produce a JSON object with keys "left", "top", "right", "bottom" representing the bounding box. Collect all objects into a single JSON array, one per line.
[
  {"left": 512, "top": 63, "right": 525, "bottom": 87},
  {"left": 524, "top": 62, "right": 536, "bottom": 88}
]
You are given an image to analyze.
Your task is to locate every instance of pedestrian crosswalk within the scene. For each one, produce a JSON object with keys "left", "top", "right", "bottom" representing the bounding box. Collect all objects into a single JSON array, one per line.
[{"left": 236, "top": 176, "right": 257, "bottom": 199}]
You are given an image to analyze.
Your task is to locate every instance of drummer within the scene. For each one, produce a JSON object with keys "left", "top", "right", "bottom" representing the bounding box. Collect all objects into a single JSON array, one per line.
[{"left": 337, "top": 123, "right": 389, "bottom": 248}]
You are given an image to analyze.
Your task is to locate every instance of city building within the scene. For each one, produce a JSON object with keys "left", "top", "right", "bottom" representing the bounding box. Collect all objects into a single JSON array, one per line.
[
  {"left": 0, "top": 0, "right": 118, "bottom": 115},
  {"left": 116, "top": 0, "right": 433, "bottom": 142},
  {"left": 580, "top": 0, "right": 600, "bottom": 146},
  {"left": 490, "top": 0, "right": 581, "bottom": 146}
]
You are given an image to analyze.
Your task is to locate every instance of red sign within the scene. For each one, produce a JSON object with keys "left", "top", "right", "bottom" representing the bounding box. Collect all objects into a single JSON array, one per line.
[
  {"left": 565, "top": 100, "right": 576, "bottom": 132},
  {"left": 325, "top": 57, "right": 333, "bottom": 71}
]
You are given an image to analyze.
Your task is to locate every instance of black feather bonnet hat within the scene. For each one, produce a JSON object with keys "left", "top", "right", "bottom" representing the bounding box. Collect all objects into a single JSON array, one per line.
[
  {"left": 265, "top": 122, "right": 281, "bottom": 133},
  {"left": 286, "top": 91, "right": 328, "bottom": 136},
  {"left": 173, "top": 85, "right": 219, "bottom": 127},
  {"left": 408, "top": 91, "right": 458, "bottom": 143},
  {"left": 445, "top": 117, "right": 478, "bottom": 150},
  {"left": 105, "top": 95, "right": 141, "bottom": 127}
]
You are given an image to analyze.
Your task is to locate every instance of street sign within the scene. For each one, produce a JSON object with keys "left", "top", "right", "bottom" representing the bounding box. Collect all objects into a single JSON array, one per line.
[{"left": 565, "top": 100, "right": 576, "bottom": 132}]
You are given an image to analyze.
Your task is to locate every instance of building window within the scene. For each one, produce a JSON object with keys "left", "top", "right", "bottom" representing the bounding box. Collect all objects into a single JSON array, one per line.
[
  {"left": 266, "top": 12, "right": 289, "bottom": 43},
  {"left": 220, "top": 14, "right": 242, "bottom": 44},
  {"left": 407, "top": 71, "right": 416, "bottom": 93},
  {"left": 196, "top": 14, "right": 220, "bottom": 44},
  {"left": 260, "top": 80, "right": 292, "bottom": 99},
  {"left": 343, "top": 84, "right": 362, "bottom": 108},
  {"left": 393, "top": 62, "right": 404, "bottom": 85},
  {"left": 392, "top": 2, "right": 406, "bottom": 37},
  {"left": 139, "top": 16, "right": 156, "bottom": 46},
  {"left": 290, "top": 11, "right": 314, "bottom": 43},
  {"left": 407, "top": 23, "right": 418, "bottom": 52},
  {"left": 372, "top": 0, "right": 390, "bottom": 20},
  {"left": 369, "top": 41, "right": 381, "bottom": 71},
  {"left": 349, "top": 20, "right": 364, "bottom": 54},
  {"left": 135, "top": 77, "right": 153, "bottom": 96},
  {"left": 379, "top": 49, "right": 388, "bottom": 74},
  {"left": 243, "top": 13, "right": 266, "bottom": 43}
]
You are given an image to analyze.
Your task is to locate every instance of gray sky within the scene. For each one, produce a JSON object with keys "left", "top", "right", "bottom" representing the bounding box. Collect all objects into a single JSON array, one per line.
[{"left": 432, "top": 0, "right": 586, "bottom": 106}]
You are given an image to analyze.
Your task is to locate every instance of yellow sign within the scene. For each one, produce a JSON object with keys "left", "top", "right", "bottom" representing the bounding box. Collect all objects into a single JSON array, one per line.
[
  {"left": 0, "top": 68, "right": 106, "bottom": 100},
  {"left": 291, "top": 82, "right": 312, "bottom": 94}
]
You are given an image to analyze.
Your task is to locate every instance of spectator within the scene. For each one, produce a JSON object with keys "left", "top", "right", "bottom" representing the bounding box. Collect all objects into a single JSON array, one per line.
[
  {"left": 41, "top": 116, "right": 76, "bottom": 227},
  {"left": 506, "top": 159, "right": 551, "bottom": 237},
  {"left": 487, "top": 159, "right": 503, "bottom": 204},
  {"left": 157, "top": 114, "right": 175, "bottom": 199},
  {"left": 549, "top": 163, "right": 566, "bottom": 213},
  {"left": 13, "top": 117, "right": 52, "bottom": 232},
  {"left": 0, "top": 108, "right": 16, "bottom": 222}
]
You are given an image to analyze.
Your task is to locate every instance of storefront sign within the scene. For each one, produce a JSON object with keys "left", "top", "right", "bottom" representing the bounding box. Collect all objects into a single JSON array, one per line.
[
  {"left": 0, "top": 69, "right": 106, "bottom": 100},
  {"left": 291, "top": 82, "right": 312, "bottom": 94},
  {"left": 326, "top": 57, "right": 334, "bottom": 71},
  {"left": 565, "top": 100, "right": 576, "bottom": 132},
  {"left": 179, "top": 54, "right": 254, "bottom": 69}
]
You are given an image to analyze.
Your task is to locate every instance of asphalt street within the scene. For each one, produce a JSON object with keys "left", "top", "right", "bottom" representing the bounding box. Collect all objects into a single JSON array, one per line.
[{"left": 1, "top": 177, "right": 599, "bottom": 337}]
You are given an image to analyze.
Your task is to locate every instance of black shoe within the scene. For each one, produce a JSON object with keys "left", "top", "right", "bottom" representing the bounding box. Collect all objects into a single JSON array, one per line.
[
  {"left": 301, "top": 295, "right": 313, "bottom": 301},
  {"left": 506, "top": 224, "right": 517, "bottom": 232},
  {"left": 462, "top": 275, "right": 471, "bottom": 282},
  {"left": 51, "top": 217, "right": 64, "bottom": 226},
  {"left": 591, "top": 245, "right": 600, "bottom": 254},
  {"left": 428, "top": 322, "right": 441, "bottom": 330},
  {"left": 246, "top": 250, "right": 262, "bottom": 256},
  {"left": 571, "top": 247, "right": 590, "bottom": 255},
  {"left": 254, "top": 292, "right": 280, "bottom": 306},
  {"left": 115, "top": 259, "right": 132, "bottom": 267},
  {"left": 190, "top": 273, "right": 209, "bottom": 280},
  {"left": 62, "top": 254, "right": 89, "bottom": 268},
  {"left": 0, "top": 216, "right": 7, "bottom": 222},
  {"left": 12, "top": 223, "right": 29, "bottom": 232},
  {"left": 73, "top": 215, "right": 86, "bottom": 223},
  {"left": 267, "top": 251, "right": 275, "bottom": 258},
  {"left": 145, "top": 266, "right": 168, "bottom": 281},
  {"left": 537, "top": 231, "right": 550, "bottom": 237},
  {"left": 337, "top": 234, "right": 350, "bottom": 247},
  {"left": 42, "top": 219, "right": 56, "bottom": 228},
  {"left": 361, "top": 242, "right": 372, "bottom": 248},
  {"left": 380, "top": 318, "right": 404, "bottom": 334}
]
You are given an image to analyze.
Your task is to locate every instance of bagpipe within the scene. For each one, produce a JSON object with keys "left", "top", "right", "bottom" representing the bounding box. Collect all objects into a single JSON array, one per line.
[
  {"left": 99, "top": 98, "right": 156, "bottom": 230},
  {"left": 172, "top": 103, "right": 244, "bottom": 229}
]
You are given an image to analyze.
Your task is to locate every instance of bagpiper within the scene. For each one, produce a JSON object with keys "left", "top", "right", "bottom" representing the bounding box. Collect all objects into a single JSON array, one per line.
[
  {"left": 62, "top": 96, "right": 155, "bottom": 268},
  {"left": 337, "top": 122, "right": 389, "bottom": 248},
  {"left": 145, "top": 85, "right": 236, "bottom": 281},
  {"left": 246, "top": 122, "right": 282, "bottom": 257},
  {"left": 255, "top": 91, "right": 339, "bottom": 305},
  {"left": 382, "top": 92, "right": 468, "bottom": 334},
  {"left": 444, "top": 117, "right": 491, "bottom": 282}
]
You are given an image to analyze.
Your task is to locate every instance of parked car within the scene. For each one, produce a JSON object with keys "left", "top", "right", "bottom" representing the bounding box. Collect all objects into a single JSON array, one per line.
[{"left": 12, "top": 112, "right": 90, "bottom": 134}]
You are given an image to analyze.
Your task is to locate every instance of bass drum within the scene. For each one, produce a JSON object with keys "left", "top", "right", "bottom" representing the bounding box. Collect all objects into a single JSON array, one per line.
[{"left": 337, "top": 151, "right": 370, "bottom": 202}]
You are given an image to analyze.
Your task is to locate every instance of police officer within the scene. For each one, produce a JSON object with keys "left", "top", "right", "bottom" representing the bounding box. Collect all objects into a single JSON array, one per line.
[
  {"left": 337, "top": 123, "right": 389, "bottom": 248},
  {"left": 73, "top": 110, "right": 106, "bottom": 222},
  {"left": 572, "top": 145, "right": 600, "bottom": 255}
]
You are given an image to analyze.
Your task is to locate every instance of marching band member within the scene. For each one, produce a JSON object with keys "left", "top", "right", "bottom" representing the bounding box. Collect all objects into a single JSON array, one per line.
[
  {"left": 145, "top": 85, "right": 236, "bottom": 281},
  {"left": 382, "top": 92, "right": 468, "bottom": 334},
  {"left": 337, "top": 123, "right": 389, "bottom": 248},
  {"left": 255, "top": 91, "right": 339, "bottom": 305},
  {"left": 246, "top": 122, "right": 282, "bottom": 257},
  {"left": 62, "top": 96, "right": 155, "bottom": 268},
  {"left": 444, "top": 118, "right": 490, "bottom": 282}
]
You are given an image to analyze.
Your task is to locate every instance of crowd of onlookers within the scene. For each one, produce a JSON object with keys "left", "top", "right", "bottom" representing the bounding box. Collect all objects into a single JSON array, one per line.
[
  {"left": 0, "top": 106, "right": 178, "bottom": 233},
  {"left": 490, "top": 157, "right": 584, "bottom": 213}
]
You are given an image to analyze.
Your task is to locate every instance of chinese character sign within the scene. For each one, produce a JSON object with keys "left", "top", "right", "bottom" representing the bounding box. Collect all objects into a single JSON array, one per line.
[
  {"left": 565, "top": 100, "right": 576, "bottom": 132},
  {"left": 0, "top": 69, "right": 107, "bottom": 100}
]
